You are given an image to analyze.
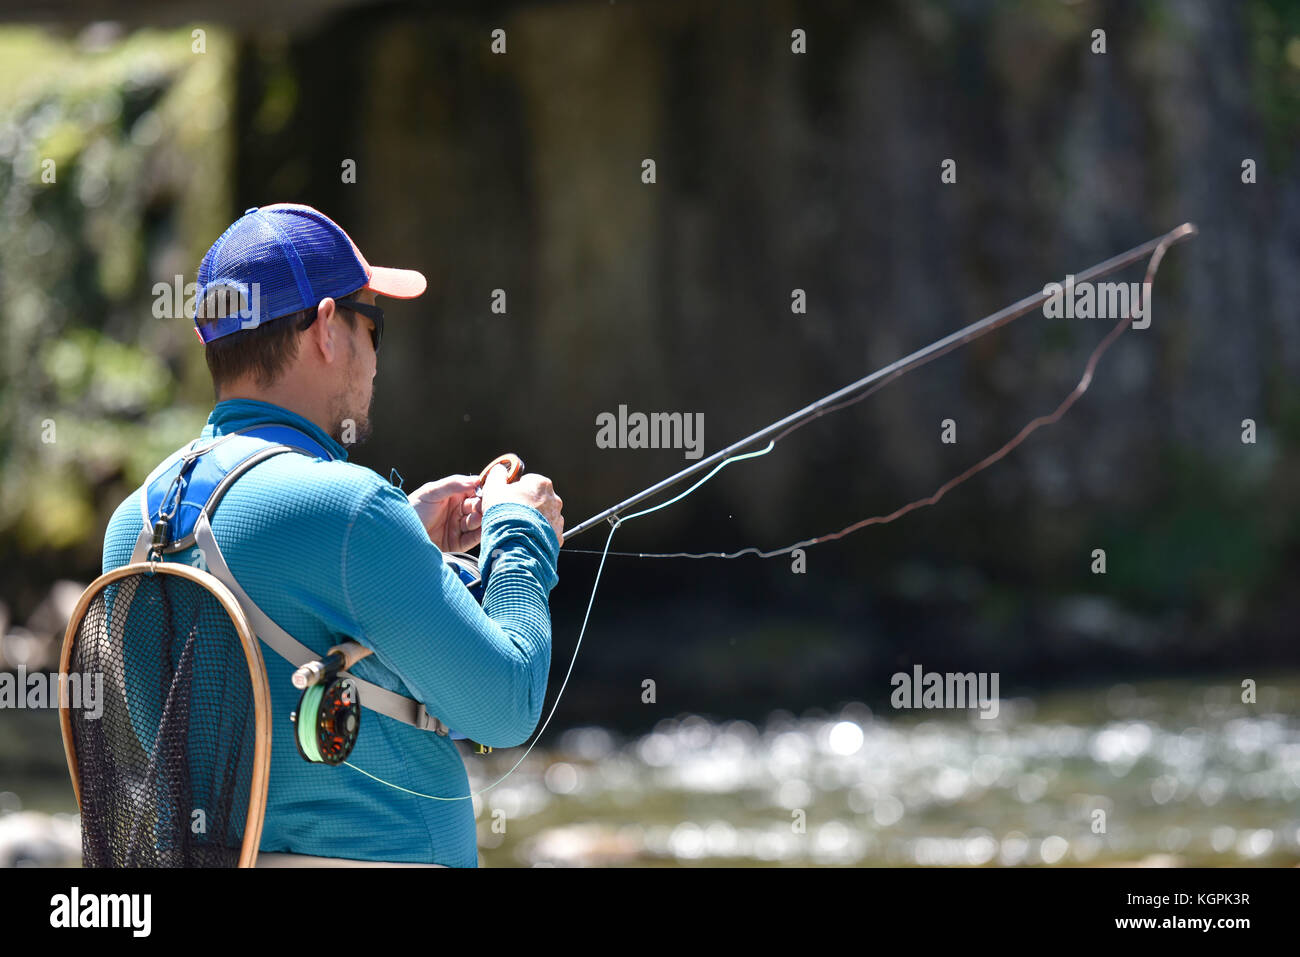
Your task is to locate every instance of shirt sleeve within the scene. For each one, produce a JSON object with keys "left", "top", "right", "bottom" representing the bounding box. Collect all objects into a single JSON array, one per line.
[{"left": 340, "top": 484, "right": 560, "bottom": 748}]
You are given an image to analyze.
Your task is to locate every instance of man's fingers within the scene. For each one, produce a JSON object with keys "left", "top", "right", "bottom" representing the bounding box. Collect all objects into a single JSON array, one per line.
[
  {"left": 410, "top": 477, "right": 477, "bottom": 504},
  {"left": 444, "top": 476, "right": 478, "bottom": 497}
]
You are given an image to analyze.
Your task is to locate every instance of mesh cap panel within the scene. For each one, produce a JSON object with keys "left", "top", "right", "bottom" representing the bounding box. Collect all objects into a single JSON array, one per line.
[{"left": 194, "top": 205, "right": 368, "bottom": 342}]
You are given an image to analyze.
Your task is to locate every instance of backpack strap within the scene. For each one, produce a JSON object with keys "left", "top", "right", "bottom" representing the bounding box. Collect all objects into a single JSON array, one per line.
[{"left": 131, "top": 424, "right": 452, "bottom": 736}]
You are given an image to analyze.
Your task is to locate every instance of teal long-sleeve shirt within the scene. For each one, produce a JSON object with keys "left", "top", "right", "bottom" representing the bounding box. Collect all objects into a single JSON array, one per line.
[{"left": 101, "top": 399, "right": 560, "bottom": 866}]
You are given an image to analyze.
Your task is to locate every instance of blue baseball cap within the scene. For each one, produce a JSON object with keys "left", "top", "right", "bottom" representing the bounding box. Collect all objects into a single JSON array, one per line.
[{"left": 192, "top": 203, "right": 427, "bottom": 343}]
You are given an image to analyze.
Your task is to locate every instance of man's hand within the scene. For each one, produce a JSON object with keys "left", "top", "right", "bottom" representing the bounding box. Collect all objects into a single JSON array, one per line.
[
  {"left": 408, "top": 475, "right": 484, "bottom": 552},
  {"left": 480, "top": 464, "right": 565, "bottom": 545}
]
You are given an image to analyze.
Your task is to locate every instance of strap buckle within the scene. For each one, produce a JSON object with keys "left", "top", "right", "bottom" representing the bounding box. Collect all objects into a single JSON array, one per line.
[{"left": 415, "top": 706, "right": 450, "bottom": 736}]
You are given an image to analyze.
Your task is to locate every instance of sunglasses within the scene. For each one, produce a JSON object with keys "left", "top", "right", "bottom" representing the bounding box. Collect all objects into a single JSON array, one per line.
[{"left": 299, "top": 297, "right": 384, "bottom": 353}]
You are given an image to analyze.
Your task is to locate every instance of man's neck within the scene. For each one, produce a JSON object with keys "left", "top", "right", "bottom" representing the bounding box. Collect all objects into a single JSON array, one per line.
[{"left": 216, "top": 384, "right": 334, "bottom": 439}]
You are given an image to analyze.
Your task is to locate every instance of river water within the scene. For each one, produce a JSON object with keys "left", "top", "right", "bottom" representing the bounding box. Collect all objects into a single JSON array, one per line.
[
  {"left": 469, "top": 677, "right": 1300, "bottom": 867},
  {"left": 3, "top": 676, "right": 1298, "bottom": 867}
]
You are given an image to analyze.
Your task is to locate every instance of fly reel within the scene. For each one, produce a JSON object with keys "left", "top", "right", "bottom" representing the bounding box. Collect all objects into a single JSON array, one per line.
[{"left": 291, "top": 652, "right": 361, "bottom": 765}]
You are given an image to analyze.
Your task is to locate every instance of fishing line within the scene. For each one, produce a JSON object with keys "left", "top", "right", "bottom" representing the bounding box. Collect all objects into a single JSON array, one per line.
[
  {"left": 296, "top": 685, "right": 325, "bottom": 762},
  {"left": 563, "top": 314, "right": 1115, "bottom": 559},
  {"left": 341, "top": 442, "right": 777, "bottom": 800},
  {"left": 565, "top": 225, "right": 1192, "bottom": 560}
]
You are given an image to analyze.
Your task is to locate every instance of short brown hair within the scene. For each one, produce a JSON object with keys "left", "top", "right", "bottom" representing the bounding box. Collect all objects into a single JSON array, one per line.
[{"left": 204, "top": 300, "right": 357, "bottom": 394}]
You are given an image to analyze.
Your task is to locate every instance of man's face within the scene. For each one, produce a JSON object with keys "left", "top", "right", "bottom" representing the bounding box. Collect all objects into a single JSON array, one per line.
[{"left": 330, "top": 288, "right": 380, "bottom": 447}]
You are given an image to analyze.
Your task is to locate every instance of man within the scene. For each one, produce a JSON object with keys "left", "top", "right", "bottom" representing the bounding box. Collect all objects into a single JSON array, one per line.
[{"left": 101, "top": 204, "right": 564, "bottom": 867}]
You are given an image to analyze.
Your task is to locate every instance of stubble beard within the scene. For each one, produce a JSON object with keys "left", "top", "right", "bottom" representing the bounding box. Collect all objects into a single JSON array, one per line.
[
  {"left": 330, "top": 343, "right": 375, "bottom": 447},
  {"left": 333, "top": 390, "right": 374, "bottom": 447}
]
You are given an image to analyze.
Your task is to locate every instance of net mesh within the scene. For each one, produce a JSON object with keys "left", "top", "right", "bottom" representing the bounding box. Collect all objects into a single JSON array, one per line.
[{"left": 67, "top": 569, "right": 262, "bottom": 867}]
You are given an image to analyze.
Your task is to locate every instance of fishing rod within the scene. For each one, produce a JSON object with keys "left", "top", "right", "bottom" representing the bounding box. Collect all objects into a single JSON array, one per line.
[
  {"left": 336, "top": 222, "right": 1196, "bottom": 801},
  {"left": 564, "top": 222, "right": 1199, "bottom": 544}
]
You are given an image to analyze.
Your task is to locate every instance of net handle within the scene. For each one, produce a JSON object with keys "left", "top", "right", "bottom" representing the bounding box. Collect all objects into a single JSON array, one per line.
[{"left": 58, "top": 561, "right": 274, "bottom": 869}]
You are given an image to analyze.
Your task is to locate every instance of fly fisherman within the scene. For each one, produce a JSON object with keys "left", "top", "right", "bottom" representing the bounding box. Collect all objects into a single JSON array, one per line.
[{"left": 101, "top": 204, "right": 564, "bottom": 867}]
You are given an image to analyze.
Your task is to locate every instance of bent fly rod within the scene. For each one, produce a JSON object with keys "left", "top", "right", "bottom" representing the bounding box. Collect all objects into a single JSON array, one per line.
[{"left": 563, "top": 222, "right": 1198, "bottom": 548}]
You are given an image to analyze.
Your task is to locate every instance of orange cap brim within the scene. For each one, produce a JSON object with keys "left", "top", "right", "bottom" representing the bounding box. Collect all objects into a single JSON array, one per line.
[{"left": 366, "top": 265, "right": 427, "bottom": 299}]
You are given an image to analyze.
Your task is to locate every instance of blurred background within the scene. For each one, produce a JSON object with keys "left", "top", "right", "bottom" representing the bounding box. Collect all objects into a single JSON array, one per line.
[{"left": 1, "top": 0, "right": 1298, "bottom": 866}]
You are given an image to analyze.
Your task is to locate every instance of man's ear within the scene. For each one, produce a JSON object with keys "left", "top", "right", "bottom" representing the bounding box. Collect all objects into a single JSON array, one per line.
[{"left": 306, "top": 297, "right": 339, "bottom": 363}]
